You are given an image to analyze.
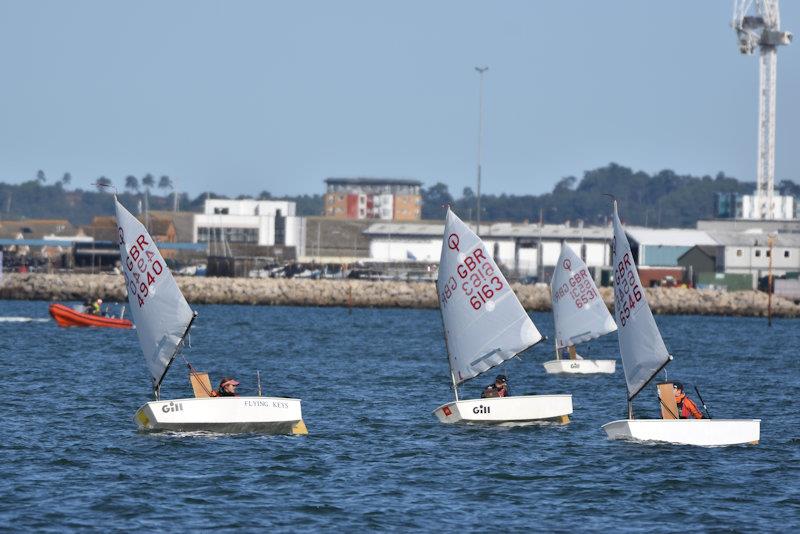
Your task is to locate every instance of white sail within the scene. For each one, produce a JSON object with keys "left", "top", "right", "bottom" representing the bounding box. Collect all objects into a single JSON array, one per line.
[
  {"left": 551, "top": 244, "right": 617, "bottom": 349},
  {"left": 114, "top": 197, "right": 194, "bottom": 391},
  {"left": 437, "top": 208, "right": 542, "bottom": 384},
  {"left": 611, "top": 201, "right": 670, "bottom": 399}
]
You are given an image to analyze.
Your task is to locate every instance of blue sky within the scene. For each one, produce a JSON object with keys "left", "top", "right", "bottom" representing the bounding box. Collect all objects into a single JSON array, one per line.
[{"left": 0, "top": 1, "right": 797, "bottom": 198}]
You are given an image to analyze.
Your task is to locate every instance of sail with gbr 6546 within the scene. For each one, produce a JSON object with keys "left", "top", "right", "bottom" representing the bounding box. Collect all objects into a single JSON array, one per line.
[{"left": 601, "top": 200, "right": 759, "bottom": 446}]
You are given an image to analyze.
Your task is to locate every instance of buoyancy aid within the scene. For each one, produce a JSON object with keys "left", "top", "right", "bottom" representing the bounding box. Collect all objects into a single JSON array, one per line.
[
  {"left": 481, "top": 384, "right": 509, "bottom": 398},
  {"left": 676, "top": 393, "right": 703, "bottom": 419}
]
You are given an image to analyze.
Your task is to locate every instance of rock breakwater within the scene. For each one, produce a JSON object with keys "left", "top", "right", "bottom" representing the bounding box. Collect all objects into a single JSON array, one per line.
[{"left": 1, "top": 273, "right": 798, "bottom": 317}]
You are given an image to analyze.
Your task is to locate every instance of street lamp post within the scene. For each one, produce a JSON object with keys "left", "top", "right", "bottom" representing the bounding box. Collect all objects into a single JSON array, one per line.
[{"left": 475, "top": 65, "right": 488, "bottom": 235}]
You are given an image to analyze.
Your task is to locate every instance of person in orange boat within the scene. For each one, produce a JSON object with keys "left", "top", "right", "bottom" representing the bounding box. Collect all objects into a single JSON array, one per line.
[
  {"left": 91, "top": 299, "right": 102, "bottom": 316},
  {"left": 674, "top": 382, "right": 703, "bottom": 419},
  {"left": 212, "top": 377, "right": 240, "bottom": 397}
]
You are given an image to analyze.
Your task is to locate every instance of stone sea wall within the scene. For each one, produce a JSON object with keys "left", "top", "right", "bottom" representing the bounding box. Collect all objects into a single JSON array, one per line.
[{"left": 1, "top": 273, "right": 799, "bottom": 317}]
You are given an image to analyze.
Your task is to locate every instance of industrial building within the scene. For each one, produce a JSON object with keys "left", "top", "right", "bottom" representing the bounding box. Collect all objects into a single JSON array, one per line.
[
  {"left": 323, "top": 178, "right": 422, "bottom": 221},
  {"left": 363, "top": 220, "right": 612, "bottom": 280}
]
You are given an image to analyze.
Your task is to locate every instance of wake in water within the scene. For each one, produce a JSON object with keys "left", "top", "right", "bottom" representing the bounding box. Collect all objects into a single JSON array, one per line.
[{"left": 0, "top": 317, "right": 49, "bottom": 323}]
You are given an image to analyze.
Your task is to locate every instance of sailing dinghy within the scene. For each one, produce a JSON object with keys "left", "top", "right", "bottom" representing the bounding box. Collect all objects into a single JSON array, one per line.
[
  {"left": 113, "top": 196, "right": 307, "bottom": 435},
  {"left": 601, "top": 201, "right": 759, "bottom": 446},
  {"left": 544, "top": 244, "right": 617, "bottom": 374},
  {"left": 432, "top": 208, "right": 572, "bottom": 425}
]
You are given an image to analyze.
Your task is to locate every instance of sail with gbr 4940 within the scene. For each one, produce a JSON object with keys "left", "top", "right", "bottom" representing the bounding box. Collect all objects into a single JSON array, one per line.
[{"left": 114, "top": 196, "right": 308, "bottom": 434}]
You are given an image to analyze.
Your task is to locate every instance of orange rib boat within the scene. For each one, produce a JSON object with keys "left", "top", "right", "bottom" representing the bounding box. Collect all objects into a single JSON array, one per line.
[{"left": 48, "top": 303, "right": 133, "bottom": 329}]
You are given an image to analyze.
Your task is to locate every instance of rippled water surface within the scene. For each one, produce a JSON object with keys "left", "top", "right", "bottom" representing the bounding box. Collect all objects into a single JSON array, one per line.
[{"left": 1, "top": 300, "right": 799, "bottom": 531}]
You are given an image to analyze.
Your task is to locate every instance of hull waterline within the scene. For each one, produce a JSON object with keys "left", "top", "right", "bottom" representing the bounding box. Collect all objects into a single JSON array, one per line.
[
  {"left": 543, "top": 359, "right": 616, "bottom": 374},
  {"left": 601, "top": 418, "right": 760, "bottom": 446},
  {"left": 433, "top": 395, "right": 572, "bottom": 425},
  {"left": 134, "top": 396, "right": 308, "bottom": 435}
]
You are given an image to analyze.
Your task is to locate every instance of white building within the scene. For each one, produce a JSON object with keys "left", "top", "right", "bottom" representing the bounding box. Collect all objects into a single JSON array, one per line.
[
  {"left": 193, "top": 199, "right": 305, "bottom": 253},
  {"left": 741, "top": 194, "right": 795, "bottom": 220},
  {"left": 363, "top": 221, "right": 612, "bottom": 279},
  {"left": 202, "top": 199, "right": 295, "bottom": 217},
  {"left": 710, "top": 229, "right": 800, "bottom": 281}
]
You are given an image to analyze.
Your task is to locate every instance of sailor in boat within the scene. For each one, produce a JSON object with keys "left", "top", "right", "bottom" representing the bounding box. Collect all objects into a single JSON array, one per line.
[
  {"left": 481, "top": 375, "right": 509, "bottom": 398},
  {"left": 211, "top": 377, "right": 240, "bottom": 397},
  {"left": 91, "top": 298, "right": 102, "bottom": 316},
  {"left": 673, "top": 382, "right": 704, "bottom": 419}
]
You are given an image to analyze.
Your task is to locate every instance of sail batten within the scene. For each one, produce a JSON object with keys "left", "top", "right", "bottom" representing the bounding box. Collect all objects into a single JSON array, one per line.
[
  {"left": 437, "top": 208, "right": 542, "bottom": 385},
  {"left": 114, "top": 197, "right": 194, "bottom": 391},
  {"left": 551, "top": 244, "right": 617, "bottom": 350},
  {"left": 610, "top": 201, "right": 671, "bottom": 400}
]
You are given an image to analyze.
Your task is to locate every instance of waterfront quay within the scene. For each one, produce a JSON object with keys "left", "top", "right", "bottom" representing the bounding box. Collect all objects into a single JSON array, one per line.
[{"left": 1, "top": 273, "right": 798, "bottom": 317}]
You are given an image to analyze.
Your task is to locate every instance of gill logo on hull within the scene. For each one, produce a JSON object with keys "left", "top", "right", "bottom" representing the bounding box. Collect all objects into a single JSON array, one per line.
[
  {"left": 161, "top": 401, "right": 183, "bottom": 413},
  {"left": 473, "top": 405, "right": 491, "bottom": 414}
]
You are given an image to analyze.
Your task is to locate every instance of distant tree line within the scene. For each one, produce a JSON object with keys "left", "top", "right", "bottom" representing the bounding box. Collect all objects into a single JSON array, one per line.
[
  {"left": 0, "top": 171, "right": 324, "bottom": 225},
  {"left": 421, "top": 163, "right": 798, "bottom": 227},
  {"left": 1, "top": 163, "right": 797, "bottom": 228}
]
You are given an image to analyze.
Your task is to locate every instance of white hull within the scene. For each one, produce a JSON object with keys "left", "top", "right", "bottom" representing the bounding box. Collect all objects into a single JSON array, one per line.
[
  {"left": 602, "top": 419, "right": 760, "bottom": 446},
  {"left": 134, "top": 396, "right": 308, "bottom": 435},
  {"left": 433, "top": 395, "right": 572, "bottom": 425},
  {"left": 543, "top": 359, "right": 616, "bottom": 374}
]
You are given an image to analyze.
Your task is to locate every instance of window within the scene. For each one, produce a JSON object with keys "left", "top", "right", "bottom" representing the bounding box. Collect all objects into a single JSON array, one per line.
[
  {"left": 766, "top": 250, "right": 771, "bottom": 258},
  {"left": 736, "top": 249, "right": 742, "bottom": 257},
  {"left": 213, "top": 207, "right": 229, "bottom": 215},
  {"left": 755, "top": 250, "right": 761, "bottom": 257},
  {"left": 198, "top": 227, "right": 257, "bottom": 243},
  {"left": 785, "top": 250, "right": 790, "bottom": 258}
]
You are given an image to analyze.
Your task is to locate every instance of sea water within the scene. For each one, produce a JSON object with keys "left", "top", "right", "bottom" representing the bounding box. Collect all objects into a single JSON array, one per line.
[{"left": 0, "top": 300, "right": 798, "bottom": 531}]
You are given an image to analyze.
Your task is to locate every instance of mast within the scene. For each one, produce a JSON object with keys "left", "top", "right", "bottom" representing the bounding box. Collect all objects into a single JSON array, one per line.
[
  {"left": 152, "top": 311, "right": 198, "bottom": 400},
  {"left": 437, "top": 297, "right": 459, "bottom": 402}
]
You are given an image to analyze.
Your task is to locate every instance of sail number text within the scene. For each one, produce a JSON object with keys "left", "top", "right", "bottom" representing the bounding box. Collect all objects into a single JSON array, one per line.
[
  {"left": 553, "top": 267, "right": 597, "bottom": 309},
  {"left": 439, "top": 247, "right": 505, "bottom": 311},
  {"left": 614, "top": 252, "right": 643, "bottom": 326},
  {"left": 118, "top": 227, "right": 165, "bottom": 308}
]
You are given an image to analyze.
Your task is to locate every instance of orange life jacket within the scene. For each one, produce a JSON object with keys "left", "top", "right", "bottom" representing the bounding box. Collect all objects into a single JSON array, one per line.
[{"left": 676, "top": 393, "right": 703, "bottom": 419}]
